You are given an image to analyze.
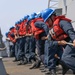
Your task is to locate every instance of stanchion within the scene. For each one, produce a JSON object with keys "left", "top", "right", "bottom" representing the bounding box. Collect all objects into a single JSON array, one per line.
[{"left": 0, "top": 57, "right": 7, "bottom": 75}]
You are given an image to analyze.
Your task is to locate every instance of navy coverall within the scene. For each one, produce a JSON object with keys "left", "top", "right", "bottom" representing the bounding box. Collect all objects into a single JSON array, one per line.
[
  {"left": 46, "top": 20, "right": 75, "bottom": 71},
  {"left": 35, "top": 21, "right": 63, "bottom": 70},
  {"left": 35, "top": 21, "right": 48, "bottom": 62},
  {"left": 59, "top": 20, "right": 75, "bottom": 72}
]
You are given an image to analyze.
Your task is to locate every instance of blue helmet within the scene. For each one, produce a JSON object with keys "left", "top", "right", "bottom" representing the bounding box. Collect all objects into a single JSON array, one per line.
[
  {"left": 27, "top": 15, "right": 29, "bottom": 18},
  {"left": 21, "top": 18, "right": 24, "bottom": 22},
  {"left": 15, "top": 21, "right": 18, "bottom": 25},
  {"left": 19, "top": 19, "right": 22, "bottom": 23},
  {"left": 15, "top": 22, "right": 17, "bottom": 25},
  {"left": 42, "top": 8, "right": 55, "bottom": 22},
  {"left": 5, "top": 32, "right": 9, "bottom": 37},
  {"left": 31, "top": 12, "right": 37, "bottom": 16},
  {"left": 18, "top": 20, "right": 21, "bottom": 23},
  {"left": 27, "top": 13, "right": 37, "bottom": 22},
  {"left": 27, "top": 14, "right": 35, "bottom": 22},
  {"left": 24, "top": 15, "right": 29, "bottom": 20},
  {"left": 9, "top": 26, "right": 14, "bottom": 30},
  {"left": 35, "top": 11, "right": 43, "bottom": 18}
]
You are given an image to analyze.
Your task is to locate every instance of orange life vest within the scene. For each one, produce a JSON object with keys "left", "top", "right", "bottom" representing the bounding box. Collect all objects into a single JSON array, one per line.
[
  {"left": 18, "top": 20, "right": 27, "bottom": 36},
  {"left": 8, "top": 31, "right": 16, "bottom": 43},
  {"left": 14, "top": 24, "right": 20, "bottom": 36},
  {"left": 30, "top": 18, "right": 44, "bottom": 39},
  {"left": 50, "top": 15, "right": 71, "bottom": 41},
  {"left": 27, "top": 25, "right": 32, "bottom": 34}
]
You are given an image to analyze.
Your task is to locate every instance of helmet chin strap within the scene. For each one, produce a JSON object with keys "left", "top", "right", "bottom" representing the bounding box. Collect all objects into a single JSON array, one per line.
[
  {"left": 48, "top": 17, "right": 53, "bottom": 28},
  {"left": 50, "top": 17, "right": 54, "bottom": 24}
]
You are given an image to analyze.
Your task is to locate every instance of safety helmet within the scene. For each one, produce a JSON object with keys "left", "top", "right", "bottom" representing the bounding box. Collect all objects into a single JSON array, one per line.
[
  {"left": 18, "top": 21, "right": 21, "bottom": 24},
  {"left": 9, "top": 26, "right": 14, "bottom": 30},
  {"left": 19, "top": 19, "right": 22, "bottom": 23},
  {"left": 15, "top": 20, "right": 21, "bottom": 26},
  {"left": 16, "top": 21, "right": 19, "bottom": 25},
  {"left": 35, "top": 11, "right": 43, "bottom": 18},
  {"left": 42, "top": 8, "right": 55, "bottom": 22},
  {"left": 21, "top": 18, "right": 24, "bottom": 22},
  {"left": 15, "top": 22, "right": 18, "bottom": 25},
  {"left": 24, "top": 15, "right": 29, "bottom": 20},
  {"left": 5, "top": 32, "right": 9, "bottom": 37},
  {"left": 27, "top": 14, "right": 35, "bottom": 22},
  {"left": 15, "top": 21, "right": 19, "bottom": 25},
  {"left": 32, "top": 12, "right": 37, "bottom": 16}
]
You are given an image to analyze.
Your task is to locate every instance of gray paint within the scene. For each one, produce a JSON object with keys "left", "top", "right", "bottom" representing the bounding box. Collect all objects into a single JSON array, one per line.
[
  {"left": 58, "top": 0, "right": 75, "bottom": 29},
  {"left": 0, "top": 57, "right": 7, "bottom": 75}
]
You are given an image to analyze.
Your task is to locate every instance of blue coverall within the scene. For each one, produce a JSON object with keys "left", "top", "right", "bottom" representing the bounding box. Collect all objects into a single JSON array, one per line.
[
  {"left": 59, "top": 20, "right": 75, "bottom": 72},
  {"left": 25, "top": 36, "right": 36, "bottom": 62},
  {"left": 35, "top": 21, "right": 48, "bottom": 62},
  {"left": 35, "top": 20, "right": 75, "bottom": 72},
  {"left": 35, "top": 21, "right": 63, "bottom": 70}
]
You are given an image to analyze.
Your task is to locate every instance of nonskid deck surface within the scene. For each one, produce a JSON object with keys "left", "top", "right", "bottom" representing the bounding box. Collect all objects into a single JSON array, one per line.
[{"left": 3, "top": 57, "right": 73, "bottom": 75}]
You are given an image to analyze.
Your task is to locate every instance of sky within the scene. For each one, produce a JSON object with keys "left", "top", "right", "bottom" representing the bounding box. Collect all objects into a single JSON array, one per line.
[{"left": 0, "top": 0, "right": 48, "bottom": 41}]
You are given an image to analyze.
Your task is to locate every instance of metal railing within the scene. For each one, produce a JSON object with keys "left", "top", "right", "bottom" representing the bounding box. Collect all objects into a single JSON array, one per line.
[{"left": 48, "top": 0, "right": 58, "bottom": 8}]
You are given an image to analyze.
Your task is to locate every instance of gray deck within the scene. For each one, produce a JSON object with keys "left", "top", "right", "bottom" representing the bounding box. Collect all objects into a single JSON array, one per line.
[{"left": 2, "top": 57, "right": 74, "bottom": 75}]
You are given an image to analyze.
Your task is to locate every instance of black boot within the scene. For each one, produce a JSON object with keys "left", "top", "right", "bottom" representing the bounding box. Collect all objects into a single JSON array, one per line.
[
  {"left": 62, "top": 64, "right": 69, "bottom": 75},
  {"left": 40, "top": 66, "right": 48, "bottom": 72},
  {"left": 45, "top": 69, "right": 57, "bottom": 75},
  {"left": 17, "top": 60, "right": 22, "bottom": 65},
  {"left": 17, "top": 58, "right": 25, "bottom": 65},
  {"left": 23, "top": 57, "right": 28, "bottom": 64},
  {"left": 45, "top": 70, "right": 51, "bottom": 75},
  {"left": 51, "top": 69, "right": 57, "bottom": 75},
  {"left": 55, "top": 55, "right": 69, "bottom": 75},
  {"left": 29, "top": 60, "right": 41, "bottom": 69},
  {"left": 73, "top": 71, "right": 75, "bottom": 75},
  {"left": 29, "top": 62, "right": 36, "bottom": 69},
  {"left": 34, "top": 60, "right": 41, "bottom": 68},
  {"left": 13, "top": 58, "right": 18, "bottom": 62},
  {"left": 59, "top": 60, "right": 69, "bottom": 75}
]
